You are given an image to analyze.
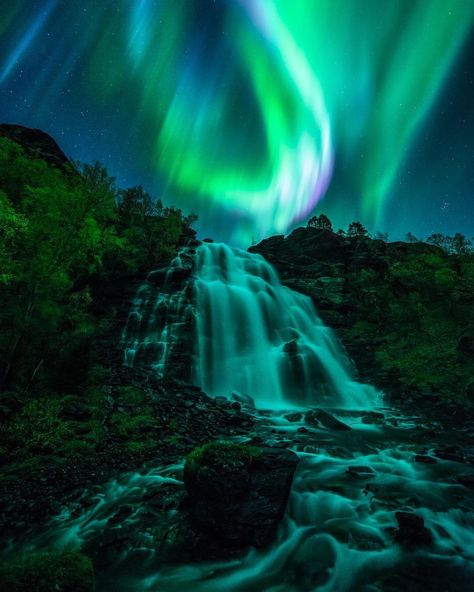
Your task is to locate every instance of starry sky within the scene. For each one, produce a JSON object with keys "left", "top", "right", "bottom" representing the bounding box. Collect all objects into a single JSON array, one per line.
[{"left": 0, "top": 0, "right": 473, "bottom": 246}]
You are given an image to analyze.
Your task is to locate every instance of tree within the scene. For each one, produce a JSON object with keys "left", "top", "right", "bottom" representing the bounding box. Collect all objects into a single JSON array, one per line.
[
  {"left": 375, "top": 231, "right": 389, "bottom": 242},
  {"left": 406, "top": 232, "right": 418, "bottom": 243},
  {"left": 0, "top": 136, "right": 197, "bottom": 390},
  {"left": 451, "top": 233, "right": 472, "bottom": 255},
  {"left": 347, "top": 221, "right": 369, "bottom": 238},
  {"left": 307, "top": 214, "right": 333, "bottom": 231},
  {"left": 427, "top": 233, "right": 449, "bottom": 251}
]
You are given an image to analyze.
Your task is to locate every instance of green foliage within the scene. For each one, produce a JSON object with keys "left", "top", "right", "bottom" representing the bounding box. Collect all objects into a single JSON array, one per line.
[
  {"left": 341, "top": 239, "right": 474, "bottom": 399},
  {"left": 347, "top": 221, "right": 369, "bottom": 237},
  {"left": 0, "top": 551, "right": 95, "bottom": 592},
  {"left": 0, "top": 137, "right": 195, "bottom": 390},
  {"left": 186, "top": 441, "right": 262, "bottom": 478},
  {"left": 109, "top": 410, "right": 155, "bottom": 437},
  {"left": 307, "top": 213, "right": 333, "bottom": 231}
]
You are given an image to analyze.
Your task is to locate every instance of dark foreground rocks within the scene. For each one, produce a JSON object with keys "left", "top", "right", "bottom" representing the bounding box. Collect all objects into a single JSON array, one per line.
[
  {"left": 81, "top": 442, "right": 299, "bottom": 567},
  {"left": 184, "top": 441, "right": 299, "bottom": 550},
  {"left": 394, "top": 511, "right": 433, "bottom": 547},
  {"left": 0, "top": 551, "right": 94, "bottom": 592}
]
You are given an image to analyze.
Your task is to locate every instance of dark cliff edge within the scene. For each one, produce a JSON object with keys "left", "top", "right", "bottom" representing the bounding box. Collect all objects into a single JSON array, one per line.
[{"left": 0, "top": 123, "right": 71, "bottom": 170}]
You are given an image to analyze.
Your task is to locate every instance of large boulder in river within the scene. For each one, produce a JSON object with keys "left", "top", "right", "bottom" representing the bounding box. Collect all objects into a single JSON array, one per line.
[{"left": 184, "top": 441, "right": 298, "bottom": 550}]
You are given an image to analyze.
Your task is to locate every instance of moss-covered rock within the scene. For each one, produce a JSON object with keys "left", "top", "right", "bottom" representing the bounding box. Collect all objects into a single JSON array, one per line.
[
  {"left": 0, "top": 551, "right": 95, "bottom": 591},
  {"left": 184, "top": 441, "right": 298, "bottom": 550}
]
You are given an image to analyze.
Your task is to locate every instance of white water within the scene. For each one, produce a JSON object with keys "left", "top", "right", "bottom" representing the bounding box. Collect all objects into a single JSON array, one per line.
[
  {"left": 194, "top": 243, "right": 378, "bottom": 409},
  {"left": 7, "top": 243, "right": 473, "bottom": 592},
  {"left": 122, "top": 249, "right": 193, "bottom": 376},
  {"left": 20, "top": 409, "right": 474, "bottom": 592}
]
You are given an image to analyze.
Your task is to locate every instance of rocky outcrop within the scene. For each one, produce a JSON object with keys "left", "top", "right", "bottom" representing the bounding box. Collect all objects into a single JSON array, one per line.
[
  {"left": 250, "top": 226, "right": 474, "bottom": 407},
  {"left": 394, "top": 511, "right": 433, "bottom": 547},
  {"left": 120, "top": 247, "right": 197, "bottom": 382},
  {"left": 184, "top": 442, "right": 298, "bottom": 551},
  {"left": 0, "top": 123, "right": 70, "bottom": 169}
]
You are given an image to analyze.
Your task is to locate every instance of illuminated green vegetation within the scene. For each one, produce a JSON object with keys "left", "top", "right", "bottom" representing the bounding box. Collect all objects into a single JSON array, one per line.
[
  {"left": 0, "top": 137, "right": 195, "bottom": 391},
  {"left": 186, "top": 441, "right": 262, "bottom": 478}
]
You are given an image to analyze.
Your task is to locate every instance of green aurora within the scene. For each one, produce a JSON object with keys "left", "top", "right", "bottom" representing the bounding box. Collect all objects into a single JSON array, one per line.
[{"left": 0, "top": 0, "right": 473, "bottom": 244}]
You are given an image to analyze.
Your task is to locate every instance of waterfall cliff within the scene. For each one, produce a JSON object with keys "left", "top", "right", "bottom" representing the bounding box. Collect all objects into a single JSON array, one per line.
[
  {"left": 123, "top": 242, "right": 379, "bottom": 409},
  {"left": 193, "top": 243, "right": 378, "bottom": 408}
]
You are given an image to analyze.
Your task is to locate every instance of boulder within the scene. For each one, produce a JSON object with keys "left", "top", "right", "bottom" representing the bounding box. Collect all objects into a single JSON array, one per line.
[
  {"left": 184, "top": 441, "right": 298, "bottom": 550},
  {"left": 309, "top": 409, "right": 351, "bottom": 431},
  {"left": 394, "top": 511, "right": 433, "bottom": 547}
]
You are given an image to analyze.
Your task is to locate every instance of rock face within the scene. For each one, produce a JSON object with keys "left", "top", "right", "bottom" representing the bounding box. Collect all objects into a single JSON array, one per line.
[
  {"left": 305, "top": 408, "right": 351, "bottom": 431},
  {"left": 121, "top": 247, "right": 197, "bottom": 382},
  {"left": 394, "top": 511, "right": 433, "bottom": 547},
  {"left": 0, "top": 123, "right": 70, "bottom": 169},
  {"left": 249, "top": 226, "right": 474, "bottom": 406},
  {"left": 184, "top": 442, "right": 299, "bottom": 550}
]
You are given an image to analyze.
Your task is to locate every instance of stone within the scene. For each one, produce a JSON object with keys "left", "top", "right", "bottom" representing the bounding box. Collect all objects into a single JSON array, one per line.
[
  {"left": 284, "top": 412, "right": 303, "bottom": 422},
  {"left": 433, "top": 446, "right": 464, "bottom": 463},
  {"left": 394, "top": 511, "right": 433, "bottom": 546},
  {"left": 310, "top": 409, "right": 351, "bottom": 431},
  {"left": 414, "top": 454, "right": 436, "bottom": 464},
  {"left": 346, "top": 465, "right": 375, "bottom": 478},
  {"left": 304, "top": 411, "right": 321, "bottom": 426},
  {"left": 184, "top": 441, "right": 298, "bottom": 550},
  {"left": 283, "top": 339, "right": 298, "bottom": 354},
  {"left": 361, "top": 411, "right": 385, "bottom": 424}
]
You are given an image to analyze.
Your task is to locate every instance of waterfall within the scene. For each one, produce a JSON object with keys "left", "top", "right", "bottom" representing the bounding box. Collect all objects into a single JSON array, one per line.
[
  {"left": 193, "top": 242, "right": 379, "bottom": 409},
  {"left": 121, "top": 249, "right": 194, "bottom": 378}
]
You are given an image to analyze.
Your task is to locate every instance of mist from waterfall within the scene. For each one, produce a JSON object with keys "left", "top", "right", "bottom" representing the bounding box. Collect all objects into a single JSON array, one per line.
[{"left": 193, "top": 243, "right": 379, "bottom": 409}]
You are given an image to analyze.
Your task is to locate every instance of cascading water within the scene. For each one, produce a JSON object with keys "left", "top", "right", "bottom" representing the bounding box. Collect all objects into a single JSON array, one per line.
[
  {"left": 9, "top": 242, "right": 473, "bottom": 592},
  {"left": 121, "top": 248, "right": 194, "bottom": 378},
  {"left": 193, "top": 242, "right": 378, "bottom": 409}
]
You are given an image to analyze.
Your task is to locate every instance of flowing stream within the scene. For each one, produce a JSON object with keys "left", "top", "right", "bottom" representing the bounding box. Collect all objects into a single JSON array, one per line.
[{"left": 9, "top": 243, "right": 474, "bottom": 591}]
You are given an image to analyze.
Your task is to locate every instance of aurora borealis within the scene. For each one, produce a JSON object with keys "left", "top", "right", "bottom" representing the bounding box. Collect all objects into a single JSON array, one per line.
[{"left": 0, "top": 1, "right": 473, "bottom": 245}]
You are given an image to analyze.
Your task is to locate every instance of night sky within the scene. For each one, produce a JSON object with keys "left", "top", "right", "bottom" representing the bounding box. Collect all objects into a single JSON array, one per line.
[{"left": 0, "top": 0, "right": 473, "bottom": 246}]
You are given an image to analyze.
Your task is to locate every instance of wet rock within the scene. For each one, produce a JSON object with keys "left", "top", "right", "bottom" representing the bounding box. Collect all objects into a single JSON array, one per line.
[
  {"left": 231, "top": 392, "right": 256, "bottom": 408},
  {"left": 454, "top": 474, "right": 474, "bottom": 488},
  {"left": 184, "top": 441, "right": 298, "bottom": 551},
  {"left": 433, "top": 446, "right": 464, "bottom": 463},
  {"left": 225, "top": 412, "right": 254, "bottom": 428},
  {"left": 283, "top": 339, "right": 298, "bottom": 354},
  {"left": 394, "top": 511, "right": 433, "bottom": 546},
  {"left": 143, "top": 483, "right": 185, "bottom": 511},
  {"left": 215, "top": 396, "right": 229, "bottom": 406},
  {"left": 284, "top": 412, "right": 303, "bottom": 422},
  {"left": 361, "top": 411, "right": 385, "bottom": 424},
  {"left": 108, "top": 504, "right": 134, "bottom": 525},
  {"left": 304, "top": 411, "right": 321, "bottom": 426},
  {"left": 414, "top": 454, "right": 437, "bottom": 464},
  {"left": 346, "top": 465, "right": 375, "bottom": 478},
  {"left": 310, "top": 409, "right": 351, "bottom": 431}
]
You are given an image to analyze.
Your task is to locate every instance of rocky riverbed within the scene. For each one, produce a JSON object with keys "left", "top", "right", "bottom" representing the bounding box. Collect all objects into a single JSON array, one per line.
[{"left": 3, "top": 384, "right": 473, "bottom": 591}]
